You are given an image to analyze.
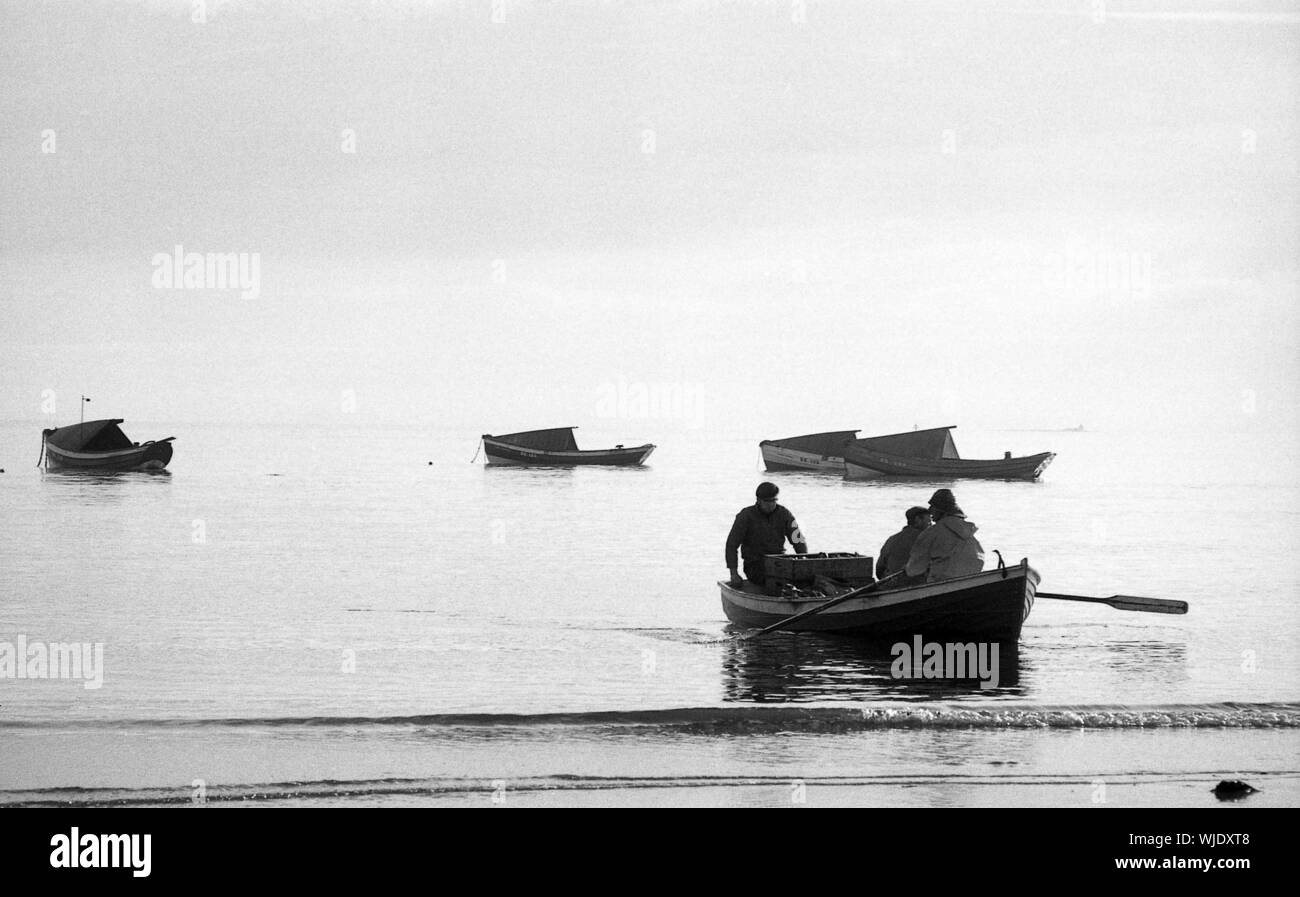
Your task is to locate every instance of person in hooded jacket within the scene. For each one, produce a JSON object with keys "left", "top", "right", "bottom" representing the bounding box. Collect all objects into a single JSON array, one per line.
[{"left": 903, "top": 489, "right": 985, "bottom": 583}]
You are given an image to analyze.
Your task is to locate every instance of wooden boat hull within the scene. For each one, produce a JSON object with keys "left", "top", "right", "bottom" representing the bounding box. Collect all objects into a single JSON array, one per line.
[
  {"left": 483, "top": 438, "right": 655, "bottom": 467},
  {"left": 720, "top": 564, "right": 1038, "bottom": 641},
  {"left": 759, "top": 429, "right": 858, "bottom": 473},
  {"left": 758, "top": 443, "right": 846, "bottom": 473},
  {"left": 843, "top": 447, "right": 1055, "bottom": 480},
  {"left": 43, "top": 440, "right": 173, "bottom": 471}
]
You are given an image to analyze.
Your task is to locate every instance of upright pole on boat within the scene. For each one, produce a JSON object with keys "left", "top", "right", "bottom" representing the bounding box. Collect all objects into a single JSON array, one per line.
[{"left": 81, "top": 395, "right": 90, "bottom": 426}]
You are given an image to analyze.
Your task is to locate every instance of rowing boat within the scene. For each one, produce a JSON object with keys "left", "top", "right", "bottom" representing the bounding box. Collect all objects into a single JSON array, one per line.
[
  {"left": 41, "top": 419, "right": 175, "bottom": 471},
  {"left": 481, "top": 427, "right": 655, "bottom": 466},
  {"left": 842, "top": 426, "right": 1054, "bottom": 480},
  {"left": 758, "top": 430, "right": 860, "bottom": 473},
  {"left": 720, "top": 561, "right": 1038, "bottom": 641}
]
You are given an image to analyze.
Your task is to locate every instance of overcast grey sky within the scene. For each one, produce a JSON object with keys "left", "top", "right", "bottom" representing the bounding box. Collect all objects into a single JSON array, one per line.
[{"left": 2, "top": 0, "right": 1296, "bottom": 436}]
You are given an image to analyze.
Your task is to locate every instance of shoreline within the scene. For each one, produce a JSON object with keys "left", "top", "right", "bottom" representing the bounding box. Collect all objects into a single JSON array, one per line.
[{"left": 3, "top": 723, "right": 1294, "bottom": 809}]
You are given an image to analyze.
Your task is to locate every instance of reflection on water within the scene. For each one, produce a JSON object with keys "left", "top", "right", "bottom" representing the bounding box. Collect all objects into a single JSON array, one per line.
[
  {"left": 40, "top": 469, "right": 172, "bottom": 503},
  {"left": 41, "top": 469, "right": 172, "bottom": 481},
  {"left": 722, "top": 631, "right": 1025, "bottom": 702},
  {"left": 1103, "top": 640, "right": 1188, "bottom": 677},
  {"left": 483, "top": 466, "right": 577, "bottom": 477},
  {"left": 837, "top": 477, "right": 1048, "bottom": 491},
  {"left": 1031, "top": 635, "right": 1189, "bottom": 690},
  {"left": 483, "top": 466, "right": 652, "bottom": 478}
]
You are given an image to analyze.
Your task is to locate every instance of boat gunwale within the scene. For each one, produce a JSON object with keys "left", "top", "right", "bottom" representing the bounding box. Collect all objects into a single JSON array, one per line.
[
  {"left": 43, "top": 441, "right": 173, "bottom": 462},
  {"left": 843, "top": 446, "right": 1055, "bottom": 478},
  {"left": 719, "top": 564, "right": 1038, "bottom": 617}
]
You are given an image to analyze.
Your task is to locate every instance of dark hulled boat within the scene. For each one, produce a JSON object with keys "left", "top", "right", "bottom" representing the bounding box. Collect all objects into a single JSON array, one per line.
[
  {"left": 41, "top": 419, "right": 175, "bottom": 471},
  {"left": 481, "top": 427, "right": 655, "bottom": 466},
  {"left": 720, "top": 561, "right": 1038, "bottom": 641},
  {"left": 842, "top": 426, "right": 1054, "bottom": 480},
  {"left": 758, "top": 429, "right": 860, "bottom": 473}
]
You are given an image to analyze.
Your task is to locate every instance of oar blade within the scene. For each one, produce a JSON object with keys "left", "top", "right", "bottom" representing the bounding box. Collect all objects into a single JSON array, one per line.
[{"left": 1111, "top": 595, "right": 1188, "bottom": 614}]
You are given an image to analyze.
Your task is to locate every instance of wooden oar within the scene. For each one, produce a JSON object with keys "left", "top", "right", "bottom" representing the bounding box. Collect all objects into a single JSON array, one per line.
[
  {"left": 1036, "top": 592, "right": 1188, "bottom": 615},
  {"left": 741, "top": 572, "right": 905, "bottom": 640}
]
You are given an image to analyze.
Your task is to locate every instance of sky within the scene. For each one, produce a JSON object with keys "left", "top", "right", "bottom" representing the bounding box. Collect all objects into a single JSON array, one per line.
[{"left": 1, "top": 0, "right": 1296, "bottom": 438}]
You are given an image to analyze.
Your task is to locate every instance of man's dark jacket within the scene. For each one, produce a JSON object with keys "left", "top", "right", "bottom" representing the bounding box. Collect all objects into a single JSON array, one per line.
[
  {"left": 876, "top": 525, "right": 921, "bottom": 579},
  {"left": 726, "top": 503, "right": 805, "bottom": 572}
]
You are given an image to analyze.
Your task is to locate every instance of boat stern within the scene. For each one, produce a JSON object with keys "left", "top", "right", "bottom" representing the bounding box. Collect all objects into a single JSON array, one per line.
[{"left": 139, "top": 440, "right": 174, "bottom": 470}]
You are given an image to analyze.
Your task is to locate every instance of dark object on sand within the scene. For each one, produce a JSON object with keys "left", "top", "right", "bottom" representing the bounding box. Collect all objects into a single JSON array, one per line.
[
  {"left": 480, "top": 427, "right": 654, "bottom": 466},
  {"left": 1211, "top": 780, "right": 1259, "bottom": 801},
  {"left": 41, "top": 419, "right": 174, "bottom": 471}
]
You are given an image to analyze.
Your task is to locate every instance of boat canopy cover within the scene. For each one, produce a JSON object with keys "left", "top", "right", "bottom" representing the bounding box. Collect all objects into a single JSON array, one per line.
[
  {"left": 766, "top": 430, "right": 860, "bottom": 455},
  {"left": 856, "top": 426, "right": 960, "bottom": 459},
  {"left": 489, "top": 427, "right": 580, "bottom": 451},
  {"left": 45, "top": 419, "right": 133, "bottom": 452}
]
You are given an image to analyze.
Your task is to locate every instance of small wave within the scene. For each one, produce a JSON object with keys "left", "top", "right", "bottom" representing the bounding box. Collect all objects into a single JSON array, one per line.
[
  {"left": 2, "top": 702, "right": 1297, "bottom": 733},
  {"left": 597, "top": 627, "right": 729, "bottom": 644}
]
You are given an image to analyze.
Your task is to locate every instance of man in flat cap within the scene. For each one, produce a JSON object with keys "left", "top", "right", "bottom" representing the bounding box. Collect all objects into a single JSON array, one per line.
[
  {"left": 726, "top": 482, "right": 808, "bottom": 588},
  {"left": 876, "top": 506, "right": 932, "bottom": 580},
  {"left": 903, "top": 489, "right": 985, "bottom": 583}
]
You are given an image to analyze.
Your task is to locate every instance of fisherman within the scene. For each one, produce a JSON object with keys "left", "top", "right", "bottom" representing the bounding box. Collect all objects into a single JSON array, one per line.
[
  {"left": 876, "top": 506, "right": 931, "bottom": 580},
  {"left": 903, "top": 489, "right": 985, "bottom": 583},
  {"left": 726, "top": 482, "right": 808, "bottom": 588}
]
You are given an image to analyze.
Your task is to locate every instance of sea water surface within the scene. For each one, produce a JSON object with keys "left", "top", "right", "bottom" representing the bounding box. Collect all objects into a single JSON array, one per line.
[{"left": 1, "top": 423, "right": 1297, "bottom": 807}]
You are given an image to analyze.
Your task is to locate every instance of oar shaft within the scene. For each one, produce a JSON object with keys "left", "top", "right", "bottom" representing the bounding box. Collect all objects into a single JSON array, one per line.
[{"left": 1037, "top": 592, "right": 1188, "bottom": 614}]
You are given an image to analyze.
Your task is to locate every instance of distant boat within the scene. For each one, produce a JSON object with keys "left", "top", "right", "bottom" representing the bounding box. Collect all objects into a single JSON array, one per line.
[
  {"left": 41, "top": 419, "right": 174, "bottom": 471},
  {"left": 759, "top": 429, "right": 860, "bottom": 473},
  {"left": 721, "top": 561, "right": 1039, "bottom": 641},
  {"left": 480, "top": 427, "right": 655, "bottom": 466},
  {"left": 842, "top": 426, "right": 1054, "bottom": 480}
]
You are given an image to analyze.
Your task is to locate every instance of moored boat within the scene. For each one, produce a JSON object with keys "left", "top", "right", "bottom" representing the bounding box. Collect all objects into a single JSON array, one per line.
[
  {"left": 842, "top": 426, "right": 1054, "bottom": 480},
  {"left": 481, "top": 427, "right": 655, "bottom": 466},
  {"left": 41, "top": 419, "right": 175, "bottom": 471},
  {"left": 720, "top": 561, "right": 1038, "bottom": 641},
  {"left": 759, "top": 429, "right": 860, "bottom": 472}
]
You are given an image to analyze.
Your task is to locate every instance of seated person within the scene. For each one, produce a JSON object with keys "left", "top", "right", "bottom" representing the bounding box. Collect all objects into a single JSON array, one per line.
[
  {"left": 903, "top": 489, "right": 985, "bottom": 583},
  {"left": 876, "top": 506, "right": 931, "bottom": 580}
]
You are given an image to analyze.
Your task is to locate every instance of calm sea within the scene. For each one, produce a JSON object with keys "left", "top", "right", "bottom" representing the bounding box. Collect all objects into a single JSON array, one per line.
[{"left": 1, "top": 422, "right": 1297, "bottom": 807}]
